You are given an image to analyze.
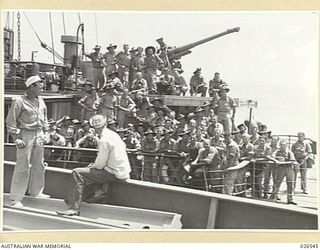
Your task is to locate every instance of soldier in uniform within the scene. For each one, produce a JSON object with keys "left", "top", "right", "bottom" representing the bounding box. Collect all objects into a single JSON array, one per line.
[
  {"left": 115, "top": 88, "right": 136, "bottom": 129},
  {"left": 156, "top": 67, "right": 175, "bottom": 95},
  {"left": 189, "top": 68, "right": 207, "bottom": 97},
  {"left": 172, "top": 114, "right": 188, "bottom": 140},
  {"left": 251, "top": 136, "right": 272, "bottom": 198},
  {"left": 103, "top": 44, "right": 118, "bottom": 82},
  {"left": 214, "top": 85, "right": 236, "bottom": 134},
  {"left": 291, "top": 132, "right": 313, "bottom": 194},
  {"left": 270, "top": 140, "right": 298, "bottom": 205},
  {"left": 116, "top": 44, "right": 131, "bottom": 86},
  {"left": 221, "top": 133, "right": 240, "bottom": 195},
  {"left": 130, "top": 47, "right": 145, "bottom": 85},
  {"left": 98, "top": 83, "right": 117, "bottom": 120},
  {"left": 141, "top": 128, "right": 159, "bottom": 182},
  {"left": 158, "top": 129, "right": 177, "bottom": 184},
  {"left": 207, "top": 115, "right": 224, "bottom": 137},
  {"left": 190, "top": 139, "right": 220, "bottom": 192},
  {"left": 208, "top": 72, "right": 226, "bottom": 99},
  {"left": 85, "top": 45, "right": 104, "bottom": 90},
  {"left": 143, "top": 46, "right": 164, "bottom": 94},
  {"left": 124, "top": 130, "right": 143, "bottom": 180},
  {"left": 78, "top": 83, "right": 99, "bottom": 122}
]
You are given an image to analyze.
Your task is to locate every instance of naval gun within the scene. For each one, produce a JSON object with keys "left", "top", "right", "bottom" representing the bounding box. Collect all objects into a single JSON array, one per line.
[{"left": 156, "top": 27, "right": 240, "bottom": 61}]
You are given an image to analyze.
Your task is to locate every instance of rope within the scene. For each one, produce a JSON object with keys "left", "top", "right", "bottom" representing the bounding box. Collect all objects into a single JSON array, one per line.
[
  {"left": 22, "top": 11, "right": 42, "bottom": 43},
  {"left": 94, "top": 13, "right": 98, "bottom": 44},
  {"left": 49, "top": 12, "right": 56, "bottom": 64},
  {"left": 61, "top": 12, "right": 66, "bottom": 35}
]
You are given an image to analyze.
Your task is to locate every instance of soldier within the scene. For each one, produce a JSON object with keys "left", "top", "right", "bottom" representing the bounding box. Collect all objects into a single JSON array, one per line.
[
  {"left": 143, "top": 46, "right": 164, "bottom": 94},
  {"left": 158, "top": 129, "right": 177, "bottom": 184},
  {"left": 291, "top": 132, "right": 313, "bottom": 194},
  {"left": 78, "top": 84, "right": 99, "bottom": 122},
  {"left": 214, "top": 85, "right": 236, "bottom": 134},
  {"left": 232, "top": 127, "right": 242, "bottom": 145},
  {"left": 221, "top": 133, "right": 240, "bottom": 195},
  {"left": 194, "top": 107, "right": 208, "bottom": 133},
  {"left": 156, "top": 68, "right": 175, "bottom": 95},
  {"left": 141, "top": 128, "right": 159, "bottom": 182},
  {"left": 251, "top": 136, "right": 272, "bottom": 198},
  {"left": 98, "top": 83, "right": 117, "bottom": 120},
  {"left": 115, "top": 88, "right": 136, "bottom": 129},
  {"left": 130, "top": 47, "right": 145, "bottom": 85},
  {"left": 102, "top": 43, "right": 118, "bottom": 82},
  {"left": 263, "top": 135, "right": 279, "bottom": 199},
  {"left": 189, "top": 68, "right": 207, "bottom": 97},
  {"left": 270, "top": 140, "right": 298, "bottom": 205},
  {"left": 250, "top": 127, "right": 260, "bottom": 145},
  {"left": 190, "top": 139, "right": 220, "bottom": 192},
  {"left": 172, "top": 114, "right": 188, "bottom": 140},
  {"left": 130, "top": 72, "right": 148, "bottom": 98},
  {"left": 125, "top": 130, "right": 143, "bottom": 180},
  {"left": 208, "top": 72, "right": 226, "bottom": 99},
  {"left": 237, "top": 133, "right": 255, "bottom": 197},
  {"left": 172, "top": 68, "right": 188, "bottom": 96},
  {"left": 85, "top": 45, "right": 104, "bottom": 90},
  {"left": 206, "top": 115, "right": 224, "bottom": 137},
  {"left": 116, "top": 44, "right": 131, "bottom": 86}
]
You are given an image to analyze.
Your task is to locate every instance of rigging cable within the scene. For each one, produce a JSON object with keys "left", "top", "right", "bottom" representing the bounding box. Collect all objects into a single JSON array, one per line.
[
  {"left": 49, "top": 12, "right": 56, "bottom": 64},
  {"left": 22, "top": 11, "right": 42, "bottom": 43},
  {"left": 17, "top": 12, "right": 21, "bottom": 61},
  {"left": 62, "top": 12, "right": 66, "bottom": 35},
  {"left": 94, "top": 13, "right": 98, "bottom": 45}
]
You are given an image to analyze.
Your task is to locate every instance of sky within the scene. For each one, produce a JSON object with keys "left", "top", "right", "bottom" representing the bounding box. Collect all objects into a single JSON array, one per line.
[{"left": 3, "top": 10, "right": 319, "bottom": 139}]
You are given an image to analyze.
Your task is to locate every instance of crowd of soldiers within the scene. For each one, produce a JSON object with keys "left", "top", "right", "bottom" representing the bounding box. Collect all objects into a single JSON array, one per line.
[
  {"left": 83, "top": 43, "right": 229, "bottom": 98},
  {"left": 44, "top": 54, "right": 314, "bottom": 205}
]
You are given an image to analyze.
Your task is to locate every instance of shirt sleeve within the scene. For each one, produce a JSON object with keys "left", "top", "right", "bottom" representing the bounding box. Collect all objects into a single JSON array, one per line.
[
  {"left": 91, "top": 140, "right": 110, "bottom": 169},
  {"left": 6, "top": 98, "right": 22, "bottom": 134}
]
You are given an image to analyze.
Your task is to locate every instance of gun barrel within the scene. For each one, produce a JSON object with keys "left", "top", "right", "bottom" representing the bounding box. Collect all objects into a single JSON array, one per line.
[{"left": 168, "top": 27, "right": 240, "bottom": 58}]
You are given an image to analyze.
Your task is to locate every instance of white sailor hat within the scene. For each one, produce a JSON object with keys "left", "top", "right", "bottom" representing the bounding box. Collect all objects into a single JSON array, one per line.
[
  {"left": 25, "top": 75, "right": 43, "bottom": 88},
  {"left": 89, "top": 114, "right": 107, "bottom": 129}
]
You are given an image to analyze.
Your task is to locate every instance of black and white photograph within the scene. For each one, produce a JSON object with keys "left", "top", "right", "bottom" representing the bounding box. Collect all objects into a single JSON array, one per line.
[{"left": 2, "top": 10, "right": 318, "bottom": 231}]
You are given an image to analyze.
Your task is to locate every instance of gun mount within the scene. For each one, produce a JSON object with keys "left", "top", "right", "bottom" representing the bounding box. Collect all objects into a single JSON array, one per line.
[{"left": 157, "top": 27, "right": 240, "bottom": 61}]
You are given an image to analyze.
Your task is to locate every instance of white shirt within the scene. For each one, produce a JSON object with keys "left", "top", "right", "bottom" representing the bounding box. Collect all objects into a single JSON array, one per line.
[{"left": 91, "top": 127, "right": 131, "bottom": 179}]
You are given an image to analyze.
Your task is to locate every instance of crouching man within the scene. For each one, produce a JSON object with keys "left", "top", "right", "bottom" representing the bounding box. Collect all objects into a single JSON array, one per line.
[{"left": 57, "top": 114, "right": 131, "bottom": 216}]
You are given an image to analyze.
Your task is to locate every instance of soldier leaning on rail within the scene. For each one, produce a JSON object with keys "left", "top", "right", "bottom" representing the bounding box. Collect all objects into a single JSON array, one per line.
[
  {"left": 263, "top": 135, "right": 280, "bottom": 199},
  {"left": 221, "top": 133, "right": 240, "bottom": 195},
  {"left": 269, "top": 140, "right": 298, "bottom": 205},
  {"left": 141, "top": 128, "right": 159, "bottom": 182},
  {"left": 251, "top": 135, "right": 272, "bottom": 199},
  {"left": 291, "top": 132, "right": 314, "bottom": 195},
  {"left": 158, "top": 129, "right": 177, "bottom": 184},
  {"left": 125, "top": 129, "right": 143, "bottom": 180}
]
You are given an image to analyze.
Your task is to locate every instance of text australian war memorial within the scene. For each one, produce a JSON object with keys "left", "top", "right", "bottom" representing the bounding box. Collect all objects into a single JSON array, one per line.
[{"left": 2, "top": 11, "right": 318, "bottom": 230}]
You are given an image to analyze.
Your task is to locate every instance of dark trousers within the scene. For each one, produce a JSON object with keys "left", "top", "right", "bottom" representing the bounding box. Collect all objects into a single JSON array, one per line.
[{"left": 65, "top": 167, "right": 126, "bottom": 210}]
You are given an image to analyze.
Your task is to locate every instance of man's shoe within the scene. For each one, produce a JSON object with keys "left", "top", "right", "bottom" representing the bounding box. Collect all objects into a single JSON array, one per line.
[
  {"left": 263, "top": 194, "right": 268, "bottom": 199},
  {"left": 302, "top": 190, "right": 308, "bottom": 195},
  {"left": 10, "top": 201, "right": 24, "bottom": 208},
  {"left": 56, "top": 209, "right": 80, "bottom": 216},
  {"left": 288, "top": 201, "right": 297, "bottom": 205},
  {"left": 32, "top": 193, "right": 50, "bottom": 199},
  {"left": 276, "top": 197, "right": 281, "bottom": 201},
  {"left": 86, "top": 193, "right": 109, "bottom": 204}
]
